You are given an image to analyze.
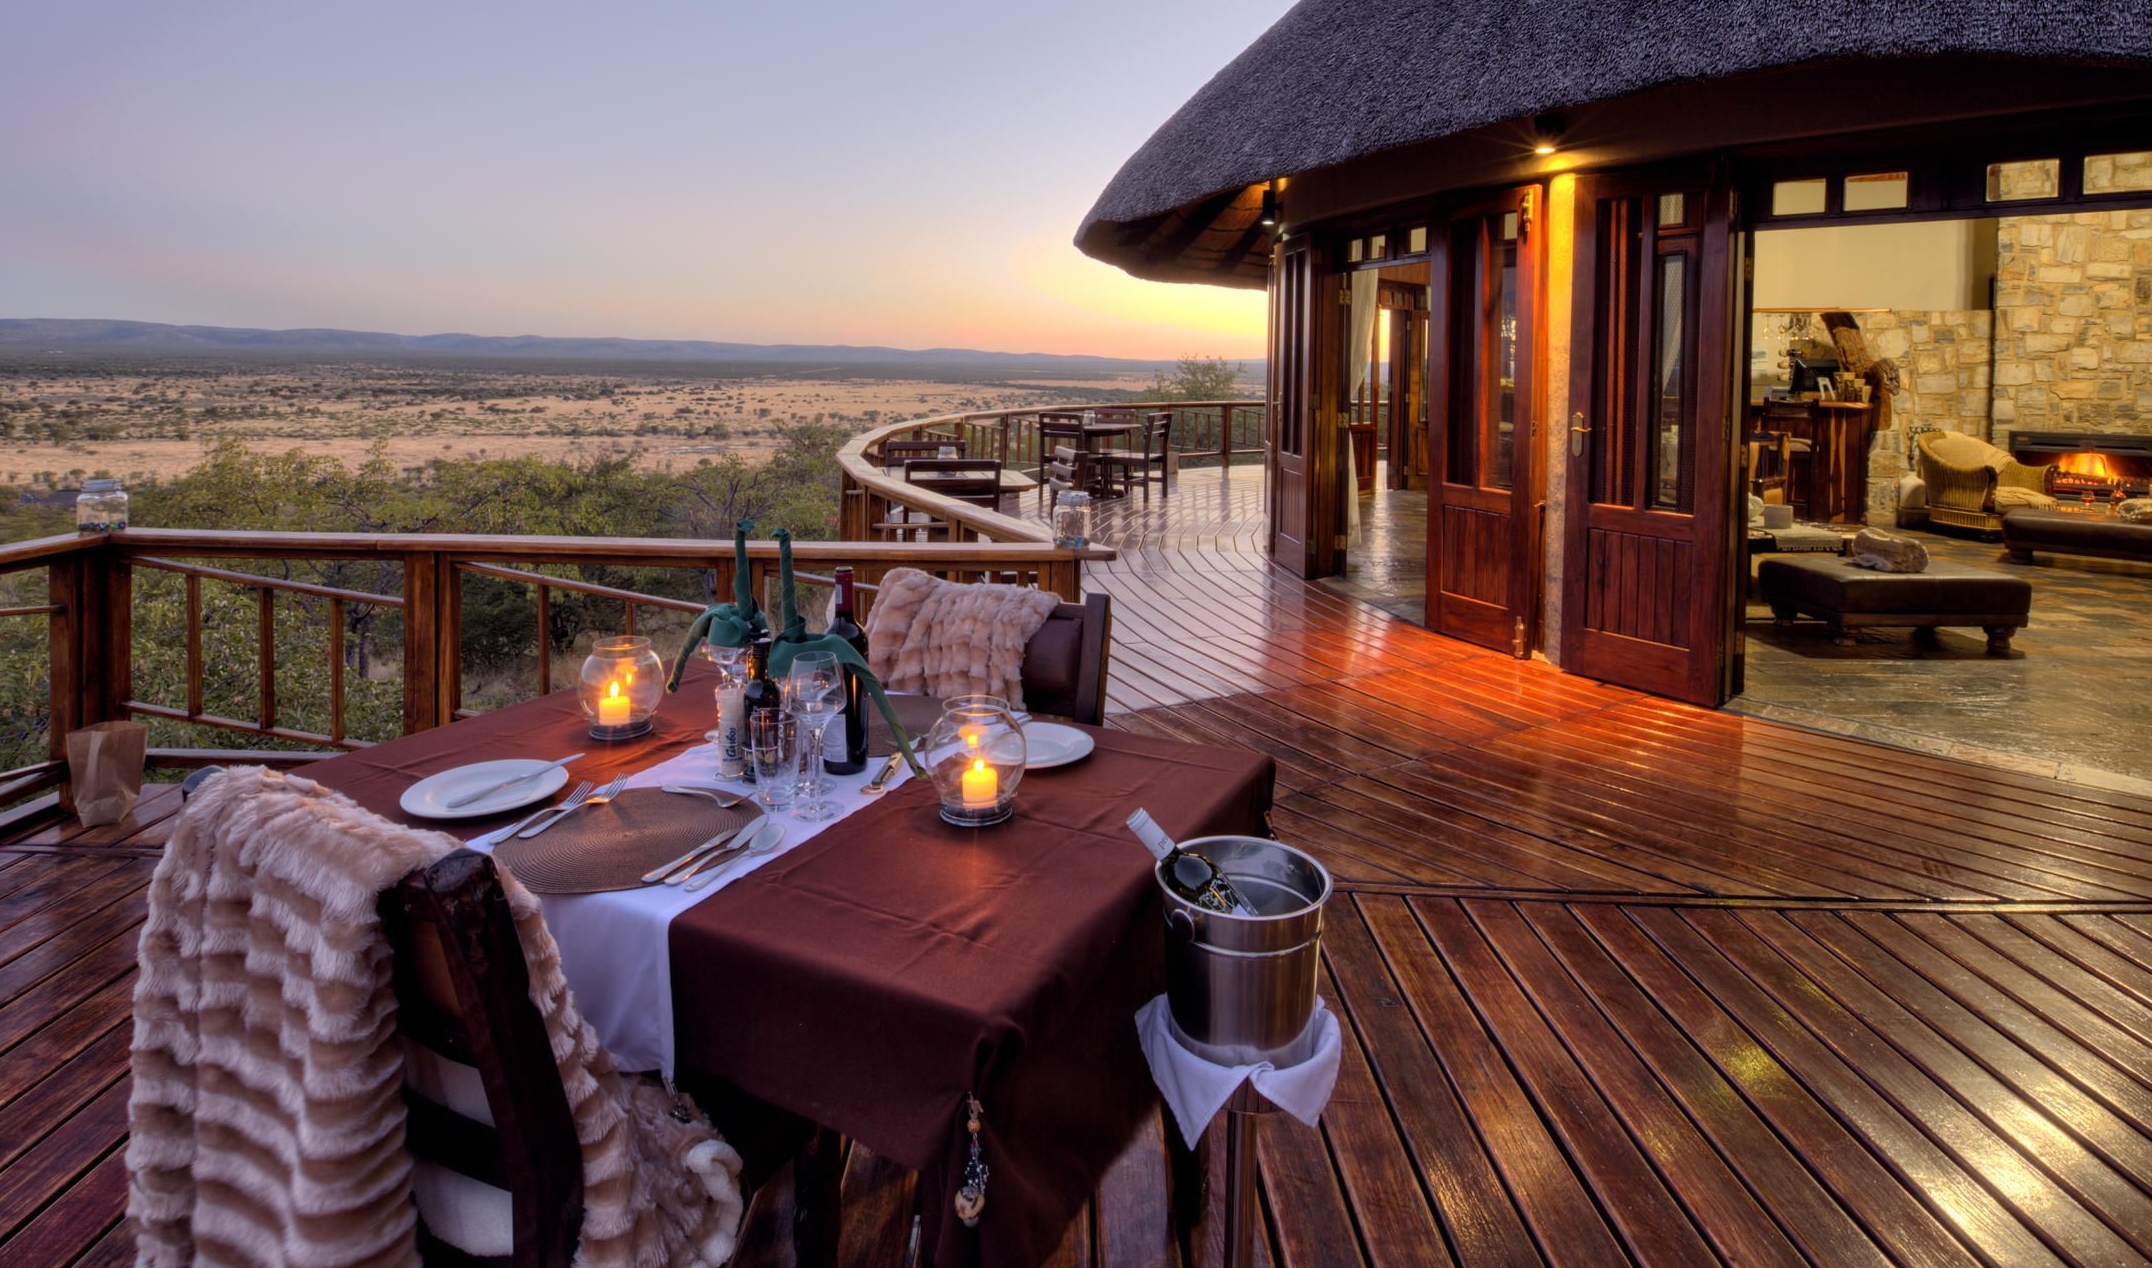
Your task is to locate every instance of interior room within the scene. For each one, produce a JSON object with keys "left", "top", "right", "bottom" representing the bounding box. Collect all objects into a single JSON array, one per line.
[
  {"left": 1322, "top": 256, "right": 1432, "bottom": 623},
  {"left": 1734, "top": 175, "right": 2152, "bottom": 789}
]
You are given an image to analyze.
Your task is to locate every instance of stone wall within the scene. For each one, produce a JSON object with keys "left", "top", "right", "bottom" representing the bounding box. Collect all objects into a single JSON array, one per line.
[{"left": 1992, "top": 210, "right": 2152, "bottom": 438}]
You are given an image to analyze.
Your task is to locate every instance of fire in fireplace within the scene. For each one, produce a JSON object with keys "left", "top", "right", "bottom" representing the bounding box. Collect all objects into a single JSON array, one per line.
[{"left": 2008, "top": 431, "right": 2152, "bottom": 500}]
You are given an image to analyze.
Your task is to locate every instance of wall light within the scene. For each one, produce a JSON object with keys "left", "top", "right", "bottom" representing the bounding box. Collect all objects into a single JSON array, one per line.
[
  {"left": 1259, "top": 183, "right": 1279, "bottom": 228},
  {"left": 1531, "top": 114, "right": 1565, "bottom": 156}
]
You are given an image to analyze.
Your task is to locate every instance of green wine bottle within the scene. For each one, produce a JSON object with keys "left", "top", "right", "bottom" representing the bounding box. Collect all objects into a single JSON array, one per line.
[{"left": 1128, "top": 808, "right": 1251, "bottom": 915}]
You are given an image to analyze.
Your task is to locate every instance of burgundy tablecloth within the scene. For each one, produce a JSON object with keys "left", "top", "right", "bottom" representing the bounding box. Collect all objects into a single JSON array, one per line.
[{"left": 302, "top": 667, "right": 1274, "bottom": 1266}]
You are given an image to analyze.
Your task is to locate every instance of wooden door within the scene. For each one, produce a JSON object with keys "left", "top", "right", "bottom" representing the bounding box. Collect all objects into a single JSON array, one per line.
[
  {"left": 1426, "top": 189, "right": 1540, "bottom": 653},
  {"left": 1386, "top": 301, "right": 1429, "bottom": 491},
  {"left": 1268, "top": 236, "right": 1316, "bottom": 575},
  {"left": 1562, "top": 174, "right": 1736, "bottom": 705}
]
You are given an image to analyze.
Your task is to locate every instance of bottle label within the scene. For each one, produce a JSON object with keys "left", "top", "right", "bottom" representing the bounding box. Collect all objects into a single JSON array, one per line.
[
  {"left": 824, "top": 714, "right": 847, "bottom": 763},
  {"left": 716, "top": 684, "right": 746, "bottom": 778}
]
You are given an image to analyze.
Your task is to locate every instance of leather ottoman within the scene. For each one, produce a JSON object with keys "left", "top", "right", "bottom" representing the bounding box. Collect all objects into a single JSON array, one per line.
[
  {"left": 2002, "top": 509, "right": 2152, "bottom": 565},
  {"left": 1757, "top": 555, "right": 2032, "bottom": 652}
]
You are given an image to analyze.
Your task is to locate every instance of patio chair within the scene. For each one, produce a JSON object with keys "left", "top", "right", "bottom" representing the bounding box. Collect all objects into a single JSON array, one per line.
[
  {"left": 1044, "top": 444, "right": 1097, "bottom": 511},
  {"left": 1104, "top": 410, "right": 1172, "bottom": 498},
  {"left": 385, "top": 851, "right": 842, "bottom": 1268},
  {"left": 1039, "top": 413, "right": 1090, "bottom": 505},
  {"left": 1021, "top": 592, "right": 1113, "bottom": 725},
  {"left": 875, "top": 439, "right": 964, "bottom": 539}
]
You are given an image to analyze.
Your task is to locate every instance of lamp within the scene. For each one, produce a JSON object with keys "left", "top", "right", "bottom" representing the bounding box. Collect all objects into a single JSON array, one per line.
[
  {"left": 579, "top": 635, "right": 664, "bottom": 740},
  {"left": 1258, "top": 184, "right": 1279, "bottom": 228},
  {"left": 923, "top": 695, "right": 1026, "bottom": 827},
  {"left": 1531, "top": 114, "right": 1564, "bottom": 156}
]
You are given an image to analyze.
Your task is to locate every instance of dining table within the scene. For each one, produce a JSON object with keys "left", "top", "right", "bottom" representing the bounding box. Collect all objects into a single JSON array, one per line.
[{"left": 301, "top": 658, "right": 1276, "bottom": 1267}]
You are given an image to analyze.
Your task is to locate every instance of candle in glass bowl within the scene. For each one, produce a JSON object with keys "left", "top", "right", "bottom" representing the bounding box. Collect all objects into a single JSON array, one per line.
[
  {"left": 960, "top": 757, "right": 998, "bottom": 809},
  {"left": 597, "top": 681, "right": 632, "bottom": 728}
]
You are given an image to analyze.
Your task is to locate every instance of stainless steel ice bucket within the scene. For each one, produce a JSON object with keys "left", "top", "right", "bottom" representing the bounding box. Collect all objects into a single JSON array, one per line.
[{"left": 1157, "top": 836, "right": 1332, "bottom": 1060}]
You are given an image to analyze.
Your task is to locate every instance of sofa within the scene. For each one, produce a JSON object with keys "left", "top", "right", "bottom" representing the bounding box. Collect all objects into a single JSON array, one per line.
[{"left": 1913, "top": 430, "right": 2056, "bottom": 535}]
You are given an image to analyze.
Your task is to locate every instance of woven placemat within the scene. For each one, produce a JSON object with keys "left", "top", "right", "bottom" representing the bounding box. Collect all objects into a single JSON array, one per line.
[
  {"left": 865, "top": 694, "right": 950, "bottom": 757},
  {"left": 493, "top": 787, "right": 759, "bottom": 894}
]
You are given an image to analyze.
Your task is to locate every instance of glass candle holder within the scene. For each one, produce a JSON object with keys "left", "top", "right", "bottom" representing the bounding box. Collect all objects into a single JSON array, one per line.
[
  {"left": 579, "top": 635, "right": 663, "bottom": 740},
  {"left": 923, "top": 694, "right": 1026, "bottom": 827},
  {"left": 75, "top": 478, "right": 129, "bottom": 532},
  {"left": 1053, "top": 490, "right": 1091, "bottom": 549}
]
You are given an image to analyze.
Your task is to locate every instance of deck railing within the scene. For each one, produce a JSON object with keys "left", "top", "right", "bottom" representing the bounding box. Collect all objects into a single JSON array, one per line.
[
  {"left": 0, "top": 527, "right": 1107, "bottom": 816},
  {"left": 838, "top": 400, "right": 1264, "bottom": 543}
]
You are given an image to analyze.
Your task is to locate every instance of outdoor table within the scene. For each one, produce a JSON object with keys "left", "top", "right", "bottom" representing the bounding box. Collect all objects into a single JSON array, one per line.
[{"left": 302, "top": 660, "right": 1275, "bottom": 1266}]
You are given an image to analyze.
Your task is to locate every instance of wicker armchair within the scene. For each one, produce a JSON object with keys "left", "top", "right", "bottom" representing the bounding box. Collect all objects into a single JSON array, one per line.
[{"left": 1913, "top": 430, "right": 2054, "bottom": 534}]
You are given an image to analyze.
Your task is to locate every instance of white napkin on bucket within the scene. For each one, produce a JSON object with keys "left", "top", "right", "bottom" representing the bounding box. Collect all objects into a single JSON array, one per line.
[{"left": 1135, "top": 994, "right": 1342, "bottom": 1149}]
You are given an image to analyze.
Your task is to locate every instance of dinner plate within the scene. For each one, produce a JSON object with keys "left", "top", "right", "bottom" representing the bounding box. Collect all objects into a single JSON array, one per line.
[
  {"left": 1023, "top": 722, "right": 1095, "bottom": 770},
  {"left": 400, "top": 759, "right": 572, "bottom": 820}
]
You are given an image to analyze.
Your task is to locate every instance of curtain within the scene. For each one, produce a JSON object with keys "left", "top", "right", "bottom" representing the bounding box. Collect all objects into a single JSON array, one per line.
[{"left": 1346, "top": 272, "right": 1378, "bottom": 532}]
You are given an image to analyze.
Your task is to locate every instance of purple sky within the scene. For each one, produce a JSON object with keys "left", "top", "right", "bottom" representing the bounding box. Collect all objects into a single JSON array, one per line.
[{"left": 1, "top": 1, "right": 1288, "bottom": 359}]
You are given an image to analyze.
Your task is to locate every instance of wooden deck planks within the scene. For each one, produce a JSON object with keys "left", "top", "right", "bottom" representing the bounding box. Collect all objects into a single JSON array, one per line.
[{"left": 3, "top": 464, "right": 2148, "bottom": 1264}]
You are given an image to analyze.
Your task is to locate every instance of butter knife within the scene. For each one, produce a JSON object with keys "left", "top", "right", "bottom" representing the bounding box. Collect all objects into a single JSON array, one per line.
[
  {"left": 860, "top": 753, "right": 903, "bottom": 796},
  {"left": 683, "top": 821, "right": 786, "bottom": 893},
  {"left": 641, "top": 817, "right": 763, "bottom": 885}
]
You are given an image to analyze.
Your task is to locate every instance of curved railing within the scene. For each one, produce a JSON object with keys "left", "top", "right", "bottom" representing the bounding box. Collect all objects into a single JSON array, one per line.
[{"left": 836, "top": 400, "right": 1265, "bottom": 544}]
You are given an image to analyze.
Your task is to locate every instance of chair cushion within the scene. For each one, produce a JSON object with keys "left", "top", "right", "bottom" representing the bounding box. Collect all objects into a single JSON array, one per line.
[
  {"left": 1922, "top": 430, "right": 2009, "bottom": 473},
  {"left": 1758, "top": 556, "right": 2031, "bottom": 616},
  {"left": 1022, "top": 616, "right": 1081, "bottom": 703}
]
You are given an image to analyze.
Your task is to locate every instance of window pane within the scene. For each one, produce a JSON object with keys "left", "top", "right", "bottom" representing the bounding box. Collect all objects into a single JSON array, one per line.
[
  {"left": 1657, "top": 193, "right": 1686, "bottom": 226},
  {"left": 2084, "top": 152, "right": 2152, "bottom": 195},
  {"left": 1652, "top": 254, "right": 1687, "bottom": 510},
  {"left": 1347, "top": 238, "right": 1363, "bottom": 263},
  {"left": 1843, "top": 171, "right": 1909, "bottom": 211},
  {"left": 1986, "top": 159, "right": 2059, "bottom": 202},
  {"left": 1368, "top": 233, "right": 1387, "bottom": 259},
  {"left": 1494, "top": 246, "right": 1518, "bottom": 490},
  {"left": 1500, "top": 212, "right": 1518, "bottom": 241},
  {"left": 1407, "top": 225, "right": 1428, "bottom": 253},
  {"left": 1771, "top": 179, "right": 1827, "bottom": 216}
]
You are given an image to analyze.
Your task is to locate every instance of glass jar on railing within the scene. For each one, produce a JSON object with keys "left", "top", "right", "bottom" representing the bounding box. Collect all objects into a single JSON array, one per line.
[
  {"left": 1053, "top": 489, "right": 1091, "bottom": 549},
  {"left": 75, "top": 478, "right": 129, "bottom": 532}
]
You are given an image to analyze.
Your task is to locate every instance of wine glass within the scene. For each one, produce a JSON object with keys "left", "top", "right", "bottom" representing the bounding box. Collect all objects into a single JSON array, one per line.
[{"left": 782, "top": 651, "right": 843, "bottom": 822}]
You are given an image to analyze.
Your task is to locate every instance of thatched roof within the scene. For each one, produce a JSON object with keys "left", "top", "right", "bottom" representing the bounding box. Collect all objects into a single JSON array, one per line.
[{"left": 1077, "top": 0, "right": 2152, "bottom": 287}]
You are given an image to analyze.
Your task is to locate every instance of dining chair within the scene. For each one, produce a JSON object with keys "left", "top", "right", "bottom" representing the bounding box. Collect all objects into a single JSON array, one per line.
[
  {"left": 1044, "top": 444, "right": 1095, "bottom": 511},
  {"left": 903, "top": 457, "right": 1004, "bottom": 508},
  {"left": 384, "top": 849, "right": 843, "bottom": 1268},
  {"left": 873, "top": 439, "right": 962, "bottom": 540},
  {"left": 1039, "top": 414, "right": 1090, "bottom": 504},
  {"left": 1019, "top": 593, "right": 1113, "bottom": 725},
  {"left": 1104, "top": 411, "right": 1172, "bottom": 498}
]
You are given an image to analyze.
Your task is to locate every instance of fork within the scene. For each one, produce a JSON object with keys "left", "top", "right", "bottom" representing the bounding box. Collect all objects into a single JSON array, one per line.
[
  {"left": 518, "top": 775, "right": 625, "bottom": 838},
  {"left": 661, "top": 784, "right": 752, "bottom": 808},
  {"left": 470, "top": 780, "right": 592, "bottom": 848}
]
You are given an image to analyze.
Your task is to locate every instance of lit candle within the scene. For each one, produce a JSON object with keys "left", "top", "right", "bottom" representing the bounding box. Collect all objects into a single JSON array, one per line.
[
  {"left": 960, "top": 757, "right": 997, "bottom": 810},
  {"left": 597, "top": 680, "right": 632, "bottom": 728}
]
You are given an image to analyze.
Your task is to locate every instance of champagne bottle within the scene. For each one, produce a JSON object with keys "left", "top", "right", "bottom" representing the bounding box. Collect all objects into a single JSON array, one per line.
[
  {"left": 825, "top": 567, "right": 869, "bottom": 774},
  {"left": 1127, "top": 809, "right": 1252, "bottom": 915},
  {"left": 741, "top": 636, "right": 779, "bottom": 717}
]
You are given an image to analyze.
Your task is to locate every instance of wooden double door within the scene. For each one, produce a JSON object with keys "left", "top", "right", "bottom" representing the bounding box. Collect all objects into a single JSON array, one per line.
[{"left": 1426, "top": 189, "right": 1541, "bottom": 653}]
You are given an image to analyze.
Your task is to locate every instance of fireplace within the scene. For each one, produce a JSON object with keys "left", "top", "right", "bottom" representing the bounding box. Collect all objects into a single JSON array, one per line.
[{"left": 2008, "top": 431, "right": 2152, "bottom": 500}]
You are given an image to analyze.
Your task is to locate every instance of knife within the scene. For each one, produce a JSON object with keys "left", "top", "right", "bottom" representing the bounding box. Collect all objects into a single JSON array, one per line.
[
  {"left": 445, "top": 753, "right": 583, "bottom": 809},
  {"left": 860, "top": 753, "right": 903, "bottom": 796},
  {"left": 642, "top": 816, "right": 764, "bottom": 885},
  {"left": 683, "top": 821, "right": 786, "bottom": 893}
]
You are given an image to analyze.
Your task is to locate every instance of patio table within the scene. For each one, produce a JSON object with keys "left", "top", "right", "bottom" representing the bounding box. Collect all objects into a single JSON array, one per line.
[{"left": 301, "top": 660, "right": 1274, "bottom": 1266}]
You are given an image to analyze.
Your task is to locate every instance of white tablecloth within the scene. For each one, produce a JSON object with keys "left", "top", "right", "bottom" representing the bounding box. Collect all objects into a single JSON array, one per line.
[{"left": 473, "top": 743, "right": 910, "bottom": 1075}]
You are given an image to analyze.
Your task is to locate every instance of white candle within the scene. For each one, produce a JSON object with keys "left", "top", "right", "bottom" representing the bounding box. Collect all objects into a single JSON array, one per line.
[
  {"left": 960, "top": 757, "right": 997, "bottom": 809},
  {"left": 597, "top": 680, "right": 631, "bottom": 728}
]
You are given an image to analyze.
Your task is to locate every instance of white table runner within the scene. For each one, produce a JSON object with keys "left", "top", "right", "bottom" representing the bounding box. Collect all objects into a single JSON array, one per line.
[{"left": 473, "top": 743, "right": 910, "bottom": 1075}]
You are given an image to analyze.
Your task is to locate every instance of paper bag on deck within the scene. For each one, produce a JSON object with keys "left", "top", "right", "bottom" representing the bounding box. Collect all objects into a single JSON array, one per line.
[{"left": 63, "top": 721, "right": 149, "bottom": 826}]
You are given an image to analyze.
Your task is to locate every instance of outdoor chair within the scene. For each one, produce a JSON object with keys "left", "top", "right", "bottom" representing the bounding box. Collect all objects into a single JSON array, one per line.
[
  {"left": 1038, "top": 413, "right": 1091, "bottom": 505},
  {"left": 1104, "top": 410, "right": 1172, "bottom": 498},
  {"left": 384, "top": 851, "right": 841, "bottom": 1268},
  {"left": 1044, "top": 444, "right": 1097, "bottom": 510},
  {"left": 874, "top": 439, "right": 964, "bottom": 539},
  {"left": 1020, "top": 592, "right": 1113, "bottom": 725}
]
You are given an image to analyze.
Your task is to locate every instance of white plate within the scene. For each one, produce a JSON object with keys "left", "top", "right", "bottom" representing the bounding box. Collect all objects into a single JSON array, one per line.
[
  {"left": 400, "top": 759, "right": 572, "bottom": 820},
  {"left": 1023, "top": 722, "right": 1095, "bottom": 770}
]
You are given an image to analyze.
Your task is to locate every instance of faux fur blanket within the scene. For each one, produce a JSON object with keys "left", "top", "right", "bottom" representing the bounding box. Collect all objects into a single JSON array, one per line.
[
  {"left": 129, "top": 766, "right": 744, "bottom": 1268},
  {"left": 862, "top": 567, "right": 1061, "bottom": 708},
  {"left": 1849, "top": 527, "right": 1930, "bottom": 574}
]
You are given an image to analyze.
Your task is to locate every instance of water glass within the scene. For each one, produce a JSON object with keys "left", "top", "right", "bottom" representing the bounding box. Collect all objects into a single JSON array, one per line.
[
  {"left": 784, "top": 650, "right": 844, "bottom": 822},
  {"left": 747, "top": 711, "right": 798, "bottom": 810}
]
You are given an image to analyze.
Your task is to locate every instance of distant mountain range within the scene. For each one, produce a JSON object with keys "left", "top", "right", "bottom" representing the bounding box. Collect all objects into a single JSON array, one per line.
[{"left": 0, "top": 318, "right": 1181, "bottom": 376}]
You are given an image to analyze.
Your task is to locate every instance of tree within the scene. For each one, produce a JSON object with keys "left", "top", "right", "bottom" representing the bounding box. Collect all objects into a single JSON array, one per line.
[{"left": 1149, "top": 355, "right": 1244, "bottom": 402}]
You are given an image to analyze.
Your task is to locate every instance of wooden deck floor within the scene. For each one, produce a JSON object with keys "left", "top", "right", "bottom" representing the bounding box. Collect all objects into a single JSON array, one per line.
[{"left": 6, "top": 465, "right": 2152, "bottom": 1265}]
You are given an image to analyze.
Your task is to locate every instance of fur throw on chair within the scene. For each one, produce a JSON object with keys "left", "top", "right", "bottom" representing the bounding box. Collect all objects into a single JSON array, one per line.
[
  {"left": 129, "top": 766, "right": 744, "bottom": 1268},
  {"left": 863, "top": 567, "right": 1061, "bottom": 708}
]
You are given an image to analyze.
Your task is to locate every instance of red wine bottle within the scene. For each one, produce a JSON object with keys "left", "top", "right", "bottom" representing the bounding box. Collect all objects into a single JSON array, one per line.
[
  {"left": 741, "top": 636, "right": 779, "bottom": 717},
  {"left": 825, "top": 567, "right": 869, "bottom": 774}
]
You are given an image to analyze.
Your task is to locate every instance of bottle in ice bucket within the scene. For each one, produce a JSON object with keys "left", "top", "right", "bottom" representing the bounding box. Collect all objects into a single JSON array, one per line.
[{"left": 1128, "top": 808, "right": 1252, "bottom": 915}]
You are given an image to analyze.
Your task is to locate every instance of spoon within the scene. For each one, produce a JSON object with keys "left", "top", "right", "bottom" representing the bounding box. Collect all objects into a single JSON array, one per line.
[{"left": 662, "top": 783, "right": 752, "bottom": 808}]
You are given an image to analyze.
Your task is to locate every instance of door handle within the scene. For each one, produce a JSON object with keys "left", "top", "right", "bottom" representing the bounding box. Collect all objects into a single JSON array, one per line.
[{"left": 1569, "top": 412, "right": 1589, "bottom": 457}]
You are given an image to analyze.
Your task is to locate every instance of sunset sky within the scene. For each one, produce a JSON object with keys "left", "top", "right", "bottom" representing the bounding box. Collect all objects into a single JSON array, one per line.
[{"left": 2, "top": 1, "right": 1287, "bottom": 361}]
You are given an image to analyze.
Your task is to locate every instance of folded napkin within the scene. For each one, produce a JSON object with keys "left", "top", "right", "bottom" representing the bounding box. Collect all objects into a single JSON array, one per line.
[{"left": 1135, "top": 995, "right": 1342, "bottom": 1149}]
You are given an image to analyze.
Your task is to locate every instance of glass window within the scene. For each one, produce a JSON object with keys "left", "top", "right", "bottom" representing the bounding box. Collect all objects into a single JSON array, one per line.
[
  {"left": 2084, "top": 152, "right": 2152, "bottom": 195},
  {"left": 1493, "top": 246, "right": 1518, "bottom": 490},
  {"left": 1346, "top": 238, "right": 1363, "bottom": 263},
  {"left": 1843, "top": 171, "right": 1909, "bottom": 211},
  {"left": 1651, "top": 254, "right": 1687, "bottom": 510},
  {"left": 1500, "top": 212, "right": 1518, "bottom": 241},
  {"left": 1368, "top": 233, "right": 1387, "bottom": 259},
  {"left": 1407, "top": 225, "right": 1428, "bottom": 254},
  {"left": 1657, "top": 193, "right": 1687, "bottom": 227},
  {"left": 1771, "top": 179, "right": 1828, "bottom": 216},
  {"left": 1986, "top": 159, "right": 2059, "bottom": 202}
]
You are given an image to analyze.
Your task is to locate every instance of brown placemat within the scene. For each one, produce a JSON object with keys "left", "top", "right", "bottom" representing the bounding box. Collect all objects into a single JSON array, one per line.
[{"left": 493, "top": 787, "right": 759, "bottom": 894}]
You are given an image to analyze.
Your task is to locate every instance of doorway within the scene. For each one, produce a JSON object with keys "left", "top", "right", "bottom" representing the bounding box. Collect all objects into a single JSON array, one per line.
[{"left": 1327, "top": 263, "right": 1431, "bottom": 622}]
